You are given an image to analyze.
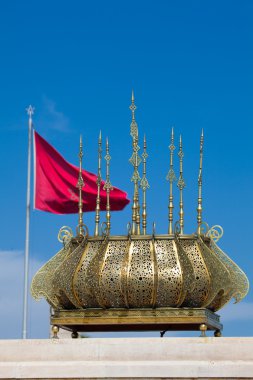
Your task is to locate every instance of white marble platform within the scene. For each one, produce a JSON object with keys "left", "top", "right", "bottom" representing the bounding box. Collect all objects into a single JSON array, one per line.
[{"left": 0, "top": 337, "right": 253, "bottom": 379}]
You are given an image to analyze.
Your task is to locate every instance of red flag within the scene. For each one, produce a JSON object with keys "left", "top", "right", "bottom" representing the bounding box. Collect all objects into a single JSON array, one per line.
[{"left": 33, "top": 130, "right": 130, "bottom": 214}]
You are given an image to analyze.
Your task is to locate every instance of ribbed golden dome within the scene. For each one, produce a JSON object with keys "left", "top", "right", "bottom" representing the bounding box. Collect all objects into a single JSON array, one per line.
[{"left": 31, "top": 232, "right": 248, "bottom": 313}]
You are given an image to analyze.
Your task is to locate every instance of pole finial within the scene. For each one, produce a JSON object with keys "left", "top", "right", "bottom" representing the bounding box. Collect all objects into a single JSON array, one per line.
[
  {"left": 177, "top": 134, "right": 185, "bottom": 234},
  {"left": 103, "top": 137, "right": 113, "bottom": 234},
  {"left": 26, "top": 105, "right": 35, "bottom": 118},
  {"left": 26, "top": 105, "right": 35, "bottom": 128},
  {"left": 140, "top": 134, "right": 150, "bottom": 235},
  {"left": 129, "top": 92, "right": 141, "bottom": 235},
  {"left": 77, "top": 135, "right": 85, "bottom": 236},
  {"left": 197, "top": 129, "right": 204, "bottom": 234},
  {"left": 166, "top": 127, "right": 176, "bottom": 234},
  {"left": 95, "top": 131, "right": 102, "bottom": 236}
]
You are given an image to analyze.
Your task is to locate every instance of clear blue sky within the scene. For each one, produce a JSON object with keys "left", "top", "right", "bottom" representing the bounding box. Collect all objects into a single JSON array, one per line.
[{"left": 0, "top": 0, "right": 252, "bottom": 338}]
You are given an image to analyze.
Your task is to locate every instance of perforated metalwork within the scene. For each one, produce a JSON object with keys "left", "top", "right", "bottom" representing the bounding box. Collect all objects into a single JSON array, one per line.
[
  {"left": 53, "top": 236, "right": 88, "bottom": 309},
  {"left": 85, "top": 237, "right": 109, "bottom": 307},
  {"left": 174, "top": 238, "right": 195, "bottom": 305},
  {"left": 31, "top": 235, "right": 249, "bottom": 314},
  {"left": 73, "top": 241, "right": 102, "bottom": 308},
  {"left": 197, "top": 237, "right": 231, "bottom": 310},
  {"left": 99, "top": 240, "right": 129, "bottom": 307},
  {"left": 154, "top": 240, "right": 182, "bottom": 307},
  {"left": 208, "top": 239, "right": 249, "bottom": 308},
  {"left": 30, "top": 241, "right": 76, "bottom": 308},
  {"left": 180, "top": 239, "right": 210, "bottom": 307},
  {"left": 127, "top": 240, "right": 154, "bottom": 307}
]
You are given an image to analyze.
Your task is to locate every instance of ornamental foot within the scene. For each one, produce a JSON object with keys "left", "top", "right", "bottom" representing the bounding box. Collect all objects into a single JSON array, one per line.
[
  {"left": 199, "top": 323, "right": 207, "bottom": 337},
  {"left": 52, "top": 325, "right": 59, "bottom": 339},
  {"left": 214, "top": 329, "right": 222, "bottom": 337},
  {"left": 71, "top": 331, "right": 79, "bottom": 339}
]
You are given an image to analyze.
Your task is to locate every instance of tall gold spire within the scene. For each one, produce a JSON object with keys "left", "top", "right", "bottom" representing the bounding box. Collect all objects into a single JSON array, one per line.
[
  {"left": 166, "top": 127, "right": 176, "bottom": 234},
  {"left": 177, "top": 135, "right": 185, "bottom": 234},
  {"left": 103, "top": 137, "right": 113, "bottom": 234},
  {"left": 94, "top": 131, "right": 102, "bottom": 236},
  {"left": 140, "top": 134, "right": 150, "bottom": 235},
  {"left": 129, "top": 90, "right": 141, "bottom": 235},
  {"left": 197, "top": 129, "right": 204, "bottom": 234},
  {"left": 77, "top": 135, "right": 85, "bottom": 236}
]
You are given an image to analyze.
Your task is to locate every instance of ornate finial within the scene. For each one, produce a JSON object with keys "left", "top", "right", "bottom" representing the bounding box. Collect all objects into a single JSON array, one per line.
[
  {"left": 166, "top": 127, "right": 177, "bottom": 234},
  {"left": 77, "top": 135, "right": 85, "bottom": 236},
  {"left": 140, "top": 134, "right": 150, "bottom": 235},
  {"left": 26, "top": 105, "right": 35, "bottom": 127},
  {"left": 94, "top": 131, "right": 102, "bottom": 236},
  {"left": 26, "top": 105, "right": 35, "bottom": 117},
  {"left": 129, "top": 90, "right": 138, "bottom": 139},
  {"left": 129, "top": 92, "right": 141, "bottom": 235},
  {"left": 130, "top": 90, "right": 136, "bottom": 121},
  {"left": 103, "top": 137, "right": 113, "bottom": 234},
  {"left": 197, "top": 129, "right": 204, "bottom": 234},
  {"left": 177, "top": 134, "right": 186, "bottom": 234}
]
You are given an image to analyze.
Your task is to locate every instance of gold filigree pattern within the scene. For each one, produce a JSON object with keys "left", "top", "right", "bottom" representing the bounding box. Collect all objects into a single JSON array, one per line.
[
  {"left": 197, "top": 237, "right": 232, "bottom": 310},
  {"left": 58, "top": 226, "right": 73, "bottom": 246},
  {"left": 206, "top": 225, "right": 223, "bottom": 242},
  {"left": 99, "top": 240, "right": 129, "bottom": 307},
  {"left": 30, "top": 240, "right": 77, "bottom": 308},
  {"left": 52, "top": 236, "right": 88, "bottom": 309},
  {"left": 180, "top": 239, "right": 210, "bottom": 307},
  {"left": 174, "top": 237, "right": 195, "bottom": 306},
  {"left": 154, "top": 240, "right": 182, "bottom": 307},
  {"left": 84, "top": 237, "right": 109, "bottom": 307},
  {"left": 127, "top": 240, "right": 154, "bottom": 307},
  {"left": 73, "top": 241, "right": 102, "bottom": 308},
  {"left": 31, "top": 235, "right": 249, "bottom": 313},
  {"left": 208, "top": 239, "right": 249, "bottom": 307}
]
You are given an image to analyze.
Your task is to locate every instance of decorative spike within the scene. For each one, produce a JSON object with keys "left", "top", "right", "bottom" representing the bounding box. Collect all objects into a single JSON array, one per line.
[
  {"left": 77, "top": 135, "right": 85, "bottom": 236},
  {"left": 132, "top": 89, "right": 135, "bottom": 103},
  {"left": 166, "top": 127, "right": 176, "bottom": 234},
  {"left": 197, "top": 129, "right": 204, "bottom": 234},
  {"left": 129, "top": 92, "right": 141, "bottom": 235},
  {"left": 94, "top": 131, "right": 102, "bottom": 236},
  {"left": 177, "top": 135, "right": 186, "bottom": 234},
  {"left": 26, "top": 105, "right": 35, "bottom": 121},
  {"left": 129, "top": 91, "right": 138, "bottom": 139},
  {"left": 103, "top": 137, "right": 113, "bottom": 234},
  {"left": 140, "top": 134, "right": 150, "bottom": 235}
]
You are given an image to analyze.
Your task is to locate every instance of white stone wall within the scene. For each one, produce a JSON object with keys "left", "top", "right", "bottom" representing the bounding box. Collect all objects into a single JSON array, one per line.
[{"left": 0, "top": 337, "right": 252, "bottom": 379}]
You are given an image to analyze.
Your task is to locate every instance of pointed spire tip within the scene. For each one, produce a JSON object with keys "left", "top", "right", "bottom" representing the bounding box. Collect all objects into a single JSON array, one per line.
[{"left": 26, "top": 105, "right": 35, "bottom": 117}]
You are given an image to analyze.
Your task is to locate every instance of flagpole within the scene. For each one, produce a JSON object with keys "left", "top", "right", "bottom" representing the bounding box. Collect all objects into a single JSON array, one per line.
[{"left": 22, "top": 105, "right": 34, "bottom": 339}]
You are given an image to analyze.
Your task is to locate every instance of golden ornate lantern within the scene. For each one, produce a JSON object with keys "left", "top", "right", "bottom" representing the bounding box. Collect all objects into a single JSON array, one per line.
[{"left": 31, "top": 92, "right": 249, "bottom": 338}]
